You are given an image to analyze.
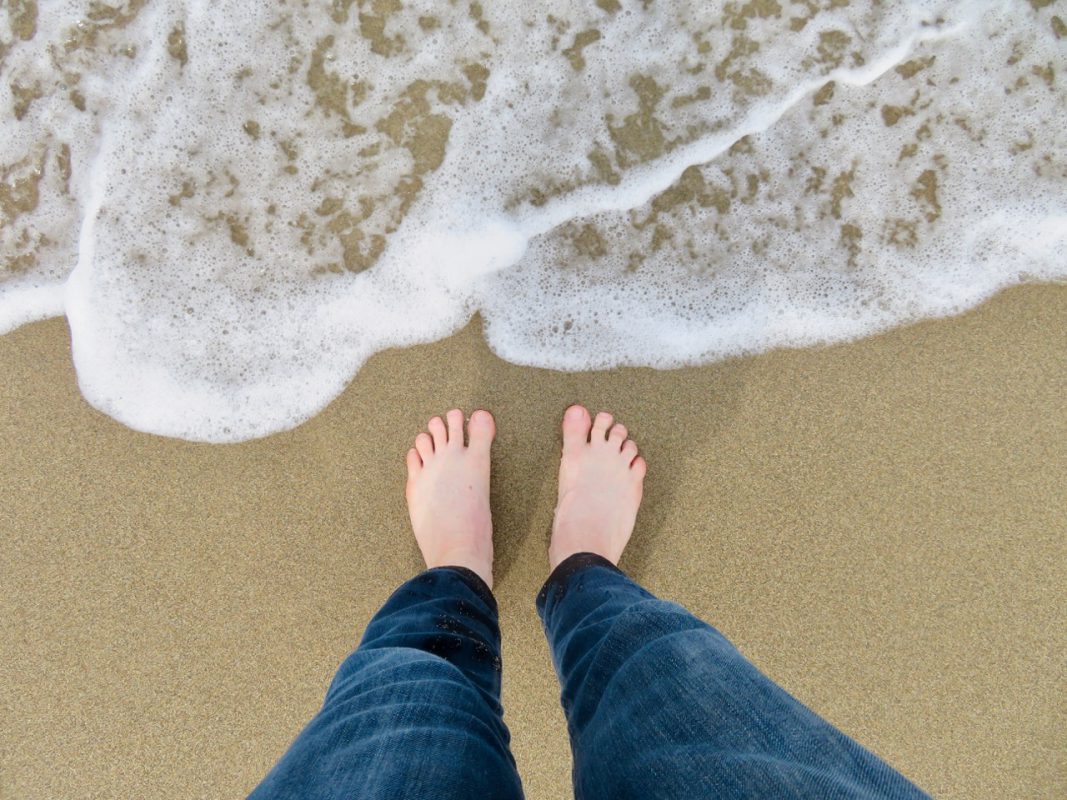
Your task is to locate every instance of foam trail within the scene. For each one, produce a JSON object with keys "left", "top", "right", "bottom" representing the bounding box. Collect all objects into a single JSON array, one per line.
[
  {"left": 526, "top": 9, "right": 977, "bottom": 241},
  {"left": 0, "top": 286, "right": 65, "bottom": 334},
  {"left": 63, "top": 119, "right": 110, "bottom": 407}
]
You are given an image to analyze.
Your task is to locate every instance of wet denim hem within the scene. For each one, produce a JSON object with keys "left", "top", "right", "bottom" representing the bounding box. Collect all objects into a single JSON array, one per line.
[
  {"left": 536, "top": 552, "right": 625, "bottom": 607},
  {"left": 435, "top": 564, "right": 497, "bottom": 613}
]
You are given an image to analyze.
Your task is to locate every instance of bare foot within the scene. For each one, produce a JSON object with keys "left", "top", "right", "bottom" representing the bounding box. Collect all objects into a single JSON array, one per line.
[
  {"left": 549, "top": 405, "right": 647, "bottom": 571},
  {"left": 405, "top": 409, "right": 496, "bottom": 589}
]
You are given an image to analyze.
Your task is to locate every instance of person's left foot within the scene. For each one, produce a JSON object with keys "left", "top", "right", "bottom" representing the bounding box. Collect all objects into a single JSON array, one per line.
[{"left": 405, "top": 409, "right": 496, "bottom": 589}]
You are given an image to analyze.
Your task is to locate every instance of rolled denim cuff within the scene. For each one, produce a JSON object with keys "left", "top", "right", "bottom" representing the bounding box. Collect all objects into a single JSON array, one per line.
[
  {"left": 436, "top": 565, "right": 497, "bottom": 613},
  {"left": 536, "top": 552, "right": 625, "bottom": 608}
]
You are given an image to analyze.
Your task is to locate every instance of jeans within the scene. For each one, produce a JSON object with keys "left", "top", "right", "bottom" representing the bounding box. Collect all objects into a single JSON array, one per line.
[{"left": 248, "top": 553, "right": 930, "bottom": 799}]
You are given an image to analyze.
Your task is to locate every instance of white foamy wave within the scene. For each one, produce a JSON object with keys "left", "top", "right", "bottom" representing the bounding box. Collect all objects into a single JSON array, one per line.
[{"left": 1, "top": 0, "right": 1064, "bottom": 440}]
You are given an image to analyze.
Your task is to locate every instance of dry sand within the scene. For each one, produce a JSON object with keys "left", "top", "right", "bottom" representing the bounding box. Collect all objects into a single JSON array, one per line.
[{"left": 2, "top": 282, "right": 1065, "bottom": 799}]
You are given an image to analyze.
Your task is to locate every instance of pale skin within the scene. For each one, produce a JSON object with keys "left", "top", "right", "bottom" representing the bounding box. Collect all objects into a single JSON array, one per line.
[{"left": 405, "top": 405, "right": 647, "bottom": 589}]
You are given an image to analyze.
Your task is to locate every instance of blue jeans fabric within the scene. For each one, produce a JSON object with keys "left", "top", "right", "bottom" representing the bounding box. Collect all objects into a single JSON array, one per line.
[{"left": 249, "top": 553, "right": 930, "bottom": 799}]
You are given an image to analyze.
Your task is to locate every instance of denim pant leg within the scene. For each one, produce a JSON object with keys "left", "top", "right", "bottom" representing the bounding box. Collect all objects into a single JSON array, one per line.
[
  {"left": 249, "top": 566, "right": 524, "bottom": 800},
  {"left": 536, "top": 553, "right": 931, "bottom": 800}
]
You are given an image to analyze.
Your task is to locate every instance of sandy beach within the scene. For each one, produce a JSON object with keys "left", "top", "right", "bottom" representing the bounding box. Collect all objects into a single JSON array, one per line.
[{"left": 1, "top": 281, "right": 1065, "bottom": 799}]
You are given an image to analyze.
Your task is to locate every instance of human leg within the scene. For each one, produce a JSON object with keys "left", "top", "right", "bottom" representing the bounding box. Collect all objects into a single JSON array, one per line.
[
  {"left": 248, "top": 410, "right": 522, "bottom": 800},
  {"left": 539, "top": 405, "right": 929, "bottom": 800}
]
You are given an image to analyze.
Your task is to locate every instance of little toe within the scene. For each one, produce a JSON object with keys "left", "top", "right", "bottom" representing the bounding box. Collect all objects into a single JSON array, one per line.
[
  {"left": 428, "top": 416, "right": 447, "bottom": 450},
  {"left": 608, "top": 423, "right": 628, "bottom": 448},
  {"left": 631, "top": 455, "right": 647, "bottom": 479},
  {"left": 562, "top": 404, "right": 592, "bottom": 451},
  {"left": 446, "top": 408, "right": 465, "bottom": 446},
  {"left": 415, "top": 432, "right": 434, "bottom": 461},
  {"left": 592, "top": 411, "right": 614, "bottom": 441},
  {"left": 468, "top": 409, "right": 496, "bottom": 452},
  {"left": 406, "top": 447, "right": 422, "bottom": 477}
]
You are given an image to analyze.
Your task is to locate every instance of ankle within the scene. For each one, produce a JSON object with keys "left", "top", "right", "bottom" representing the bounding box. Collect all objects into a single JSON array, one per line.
[{"left": 548, "top": 534, "right": 617, "bottom": 572}]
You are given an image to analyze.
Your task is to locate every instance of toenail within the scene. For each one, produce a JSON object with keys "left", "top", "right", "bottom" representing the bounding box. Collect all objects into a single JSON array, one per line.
[{"left": 566, "top": 406, "right": 584, "bottom": 419}]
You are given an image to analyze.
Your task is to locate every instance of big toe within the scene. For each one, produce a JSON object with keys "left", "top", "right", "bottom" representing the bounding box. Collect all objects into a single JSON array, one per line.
[
  {"left": 467, "top": 409, "right": 496, "bottom": 452},
  {"left": 562, "top": 404, "right": 591, "bottom": 450}
]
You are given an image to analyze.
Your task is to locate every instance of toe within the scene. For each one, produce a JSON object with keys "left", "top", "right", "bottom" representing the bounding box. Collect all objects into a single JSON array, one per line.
[
  {"left": 446, "top": 408, "right": 465, "bottom": 446},
  {"left": 592, "top": 411, "right": 614, "bottom": 441},
  {"left": 428, "top": 416, "right": 447, "bottom": 450},
  {"left": 608, "top": 423, "right": 628, "bottom": 448},
  {"left": 406, "top": 447, "right": 422, "bottom": 477},
  {"left": 415, "top": 432, "right": 434, "bottom": 461},
  {"left": 562, "top": 404, "right": 592, "bottom": 450},
  {"left": 622, "top": 439, "right": 638, "bottom": 463},
  {"left": 631, "top": 455, "right": 647, "bottom": 479},
  {"left": 468, "top": 409, "right": 496, "bottom": 452}
]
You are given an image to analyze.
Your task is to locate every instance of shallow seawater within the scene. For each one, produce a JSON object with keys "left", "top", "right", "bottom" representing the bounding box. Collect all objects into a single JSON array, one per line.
[{"left": 1, "top": 0, "right": 1064, "bottom": 441}]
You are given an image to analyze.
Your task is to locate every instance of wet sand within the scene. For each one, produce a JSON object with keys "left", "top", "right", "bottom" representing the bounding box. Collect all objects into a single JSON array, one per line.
[{"left": 1, "top": 282, "right": 1065, "bottom": 799}]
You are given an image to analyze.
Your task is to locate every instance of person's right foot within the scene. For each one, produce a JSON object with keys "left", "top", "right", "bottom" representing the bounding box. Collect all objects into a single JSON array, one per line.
[{"left": 549, "top": 405, "right": 647, "bottom": 571}]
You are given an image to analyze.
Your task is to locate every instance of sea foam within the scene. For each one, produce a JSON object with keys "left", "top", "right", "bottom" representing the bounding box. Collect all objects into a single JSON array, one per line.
[{"left": 1, "top": 0, "right": 1064, "bottom": 441}]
